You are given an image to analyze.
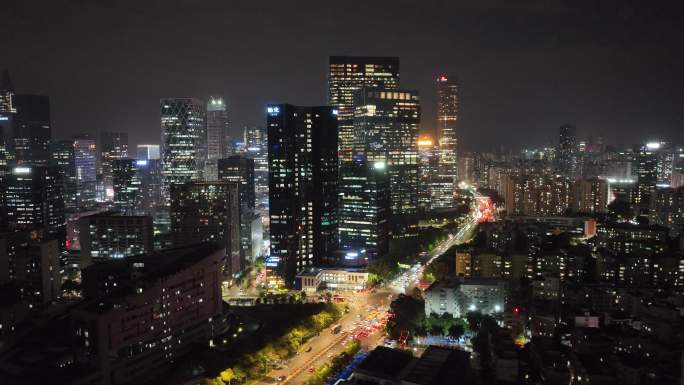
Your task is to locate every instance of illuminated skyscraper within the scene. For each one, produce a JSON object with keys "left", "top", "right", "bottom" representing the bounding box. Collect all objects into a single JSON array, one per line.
[
  {"left": 207, "top": 97, "right": 228, "bottom": 161},
  {"left": 218, "top": 156, "right": 257, "bottom": 260},
  {"left": 338, "top": 160, "right": 389, "bottom": 259},
  {"left": 243, "top": 126, "right": 268, "bottom": 207},
  {"left": 633, "top": 141, "right": 673, "bottom": 210},
  {"left": 49, "top": 140, "right": 78, "bottom": 210},
  {"left": 328, "top": 56, "right": 399, "bottom": 162},
  {"left": 0, "top": 70, "right": 15, "bottom": 170},
  {"left": 352, "top": 89, "right": 420, "bottom": 216},
  {"left": 100, "top": 131, "right": 128, "bottom": 195},
  {"left": 160, "top": 98, "right": 206, "bottom": 187},
  {"left": 4, "top": 165, "right": 65, "bottom": 241},
  {"left": 435, "top": 74, "right": 459, "bottom": 208},
  {"left": 111, "top": 158, "right": 139, "bottom": 214},
  {"left": 267, "top": 104, "right": 338, "bottom": 285},
  {"left": 112, "top": 158, "right": 164, "bottom": 216},
  {"left": 12, "top": 94, "right": 51, "bottom": 166},
  {"left": 73, "top": 136, "right": 97, "bottom": 209},
  {"left": 557, "top": 124, "right": 578, "bottom": 178},
  {"left": 205, "top": 97, "right": 229, "bottom": 180}
]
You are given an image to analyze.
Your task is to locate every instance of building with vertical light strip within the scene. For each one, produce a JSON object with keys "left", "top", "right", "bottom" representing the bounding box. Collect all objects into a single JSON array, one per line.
[
  {"left": 160, "top": 98, "right": 207, "bottom": 188},
  {"left": 100, "top": 131, "right": 128, "bottom": 197},
  {"left": 338, "top": 160, "right": 390, "bottom": 259},
  {"left": 352, "top": 89, "right": 420, "bottom": 217},
  {"left": 328, "top": 56, "right": 399, "bottom": 163},
  {"left": 435, "top": 74, "right": 458, "bottom": 208},
  {"left": 267, "top": 104, "right": 338, "bottom": 286},
  {"left": 74, "top": 135, "right": 97, "bottom": 209},
  {"left": 49, "top": 139, "right": 78, "bottom": 210},
  {"left": 0, "top": 70, "right": 16, "bottom": 171},
  {"left": 206, "top": 97, "right": 228, "bottom": 180},
  {"left": 12, "top": 94, "right": 52, "bottom": 167},
  {"left": 4, "top": 165, "right": 65, "bottom": 241},
  {"left": 243, "top": 126, "right": 269, "bottom": 208}
]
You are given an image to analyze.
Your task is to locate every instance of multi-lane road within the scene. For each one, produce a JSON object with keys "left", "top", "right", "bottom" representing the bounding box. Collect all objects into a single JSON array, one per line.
[
  {"left": 255, "top": 198, "right": 486, "bottom": 384},
  {"left": 255, "top": 291, "right": 390, "bottom": 385},
  {"left": 389, "top": 215, "right": 479, "bottom": 295}
]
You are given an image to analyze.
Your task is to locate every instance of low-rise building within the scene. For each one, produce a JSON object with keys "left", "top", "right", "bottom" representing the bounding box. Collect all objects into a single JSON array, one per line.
[
  {"left": 296, "top": 267, "right": 369, "bottom": 292},
  {"left": 349, "top": 345, "right": 475, "bottom": 385},
  {"left": 424, "top": 278, "right": 508, "bottom": 318}
]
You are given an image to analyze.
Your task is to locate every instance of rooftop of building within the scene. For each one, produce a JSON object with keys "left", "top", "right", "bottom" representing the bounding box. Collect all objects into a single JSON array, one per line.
[
  {"left": 426, "top": 277, "right": 506, "bottom": 291},
  {"left": 400, "top": 346, "right": 472, "bottom": 385},
  {"left": 598, "top": 222, "right": 669, "bottom": 232},
  {"left": 355, "top": 346, "right": 413, "bottom": 380},
  {"left": 355, "top": 346, "right": 474, "bottom": 385},
  {"left": 79, "top": 242, "right": 222, "bottom": 313},
  {"left": 296, "top": 267, "right": 368, "bottom": 277},
  {"left": 79, "top": 211, "right": 151, "bottom": 220}
]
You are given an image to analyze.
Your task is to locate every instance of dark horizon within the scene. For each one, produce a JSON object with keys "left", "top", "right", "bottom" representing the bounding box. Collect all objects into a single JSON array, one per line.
[{"left": 3, "top": 0, "right": 683, "bottom": 152}]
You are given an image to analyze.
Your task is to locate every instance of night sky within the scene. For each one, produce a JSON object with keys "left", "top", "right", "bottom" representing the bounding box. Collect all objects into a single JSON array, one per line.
[{"left": 3, "top": 0, "right": 683, "bottom": 152}]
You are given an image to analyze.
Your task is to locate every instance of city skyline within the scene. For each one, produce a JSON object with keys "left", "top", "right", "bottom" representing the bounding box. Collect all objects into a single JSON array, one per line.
[
  {"left": 2, "top": 3, "right": 684, "bottom": 385},
  {"left": 3, "top": 1, "right": 683, "bottom": 151}
]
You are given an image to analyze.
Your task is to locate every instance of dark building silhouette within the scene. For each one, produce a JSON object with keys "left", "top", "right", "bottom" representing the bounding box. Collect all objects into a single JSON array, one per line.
[
  {"left": 4, "top": 165, "right": 65, "bottom": 243},
  {"left": 267, "top": 104, "right": 338, "bottom": 285},
  {"left": 12, "top": 94, "right": 51, "bottom": 166},
  {"left": 170, "top": 181, "right": 240, "bottom": 276}
]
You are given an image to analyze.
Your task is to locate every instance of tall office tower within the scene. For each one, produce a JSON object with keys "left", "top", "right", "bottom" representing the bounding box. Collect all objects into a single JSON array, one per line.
[
  {"left": 205, "top": 97, "right": 229, "bottom": 181},
  {"left": 557, "top": 124, "right": 578, "bottom": 178},
  {"left": 207, "top": 97, "right": 228, "bottom": 160},
  {"left": 5, "top": 165, "right": 65, "bottom": 241},
  {"left": 49, "top": 140, "right": 78, "bottom": 210},
  {"left": 653, "top": 141, "right": 674, "bottom": 187},
  {"left": 218, "top": 156, "right": 255, "bottom": 210},
  {"left": 352, "top": 89, "right": 420, "bottom": 216},
  {"left": 338, "top": 160, "right": 390, "bottom": 259},
  {"left": 73, "top": 244, "right": 223, "bottom": 385},
  {"left": 136, "top": 158, "right": 165, "bottom": 213},
  {"left": 267, "top": 104, "right": 338, "bottom": 285},
  {"left": 73, "top": 135, "right": 97, "bottom": 209},
  {"left": 136, "top": 144, "right": 160, "bottom": 160},
  {"left": 633, "top": 142, "right": 659, "bottom": 209},
  {"left": 435, "top": 74, "right": 459, "bottom": 208},
  {"left": 0, "top": 70, "right": 15, "bottom": 171},
  {"left": 100, "top": 131, "right": 128, "bottom": 195},
  {"left": 78, "top": 212, "right": 153, "bottom": 266},
  {"left": 160, "top": 98, "right": 207, "bottom": 188},
  {"left": 12, "top": 94, "right": 51, "bottom": 166},
  {"left": 170, "top": 181, "right": 240, "bottom": 276},
  {"left": 417, "top": 137, "right": 439, "bottom": 210},
  {"left": 218, "top": 156, "right": 257, "bottom": 260},
  {"left": 111, "top": 158, "right": 140, "bottom": 214},
  {"left": 243, "top": 126, "right": 269, "bottom": 207},
  {"left": 573, "top": 178, "right": 609, "bottom": 214},
  {"left": 328, "top": 56, "right": 400, "bottom": 162}
]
